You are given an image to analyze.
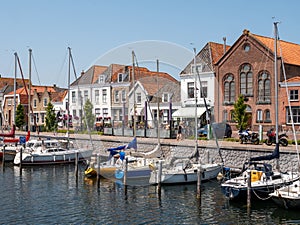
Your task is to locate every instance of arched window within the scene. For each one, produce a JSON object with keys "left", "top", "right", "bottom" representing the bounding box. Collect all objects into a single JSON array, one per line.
[
  {"left": 265, "top": 109, "right": 271, "bottom": 122},
  {"left": 240, "top": 64, "right": 253, "bottom": 96},
  {"left": 223, "top": 74, "right": 235, "bottom": 103},
  {"left": 257, "top": 109, "right": 263, "bottom": 122},
  {"left": 258, "top": 71, "right": 271, "bottom": 103}
]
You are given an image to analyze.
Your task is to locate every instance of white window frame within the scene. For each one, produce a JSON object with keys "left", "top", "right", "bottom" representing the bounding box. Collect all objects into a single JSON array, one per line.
[
  {"left": 289, "top": 89, "right": 299, "bottom": 101},
  {"left": 136, "top": 92, "right": 141, "bottom": 104},
  {"left": 162, "top": 93, "right": 169, "bottom": 102}
]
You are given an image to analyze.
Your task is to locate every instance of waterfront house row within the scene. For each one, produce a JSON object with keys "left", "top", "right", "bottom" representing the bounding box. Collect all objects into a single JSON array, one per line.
[{"left": 1, "top": 28, "right": 300, "bottom": 133}]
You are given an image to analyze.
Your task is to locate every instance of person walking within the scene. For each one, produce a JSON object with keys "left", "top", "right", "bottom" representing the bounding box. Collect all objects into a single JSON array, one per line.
[{"left": 177, "top": 124, "right": 182, "bottom": 141}]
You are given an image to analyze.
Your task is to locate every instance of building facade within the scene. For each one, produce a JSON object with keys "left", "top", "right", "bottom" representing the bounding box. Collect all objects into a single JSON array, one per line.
[{"left": 215, "top": 29, "right": 300, "bottom": 132}]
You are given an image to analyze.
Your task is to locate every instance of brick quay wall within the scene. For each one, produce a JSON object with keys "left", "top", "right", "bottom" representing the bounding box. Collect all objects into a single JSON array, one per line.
[{"left": 24, "top": 132, "right": 299, "bottom": 172}]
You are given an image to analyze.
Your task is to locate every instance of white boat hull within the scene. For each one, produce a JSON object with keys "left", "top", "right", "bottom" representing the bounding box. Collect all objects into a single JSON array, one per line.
[
  {"left": 14, "top": 148, "right": 93, "bottom": 166},
  {"left": 221, "top": 170, "right": 299, "bottom": 200},
  {"left": 269, "top": 180, "right": 300, "bottom": 209},
  {"left": 149, "top": 163, "right": 222, "bottom": 185}
]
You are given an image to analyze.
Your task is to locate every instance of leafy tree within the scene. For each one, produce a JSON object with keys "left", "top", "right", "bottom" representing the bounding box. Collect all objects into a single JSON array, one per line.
[
  {"left": 15, "top": 104, "right": 25, "bottom": 130},
  {"left": 83, "top": 99, "right": 95, "bottom": 131},
  {"left": 45, "top": 102, "right": 57, "bottom": 131},
  {"left": 232, "top": 95, "right": 250, "bottom": 131}
]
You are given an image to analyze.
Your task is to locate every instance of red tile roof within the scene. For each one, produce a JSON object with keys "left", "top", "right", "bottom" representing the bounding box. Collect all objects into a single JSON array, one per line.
[
  {"left": 209, "top": 42, "right": 231, "bottom": 65},
  {"left": 252, "top": 33, "right": 300, "bottom": 66},
  {"left": 112, "top": 66, "right": 178, "bottom": 83},
  {"left": 284, "top": 76, "right": 300, "bottom": 83},
  {"left": 138, "top": 76, "right": 179, "bottom": 96}
]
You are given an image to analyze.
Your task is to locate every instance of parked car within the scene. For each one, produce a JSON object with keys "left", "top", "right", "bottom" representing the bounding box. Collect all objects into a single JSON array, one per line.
[
  {"left": 198, "top": 123, "right": 232, "bottom": 138},
  {"left": 198, "top": 125, "right": 208, "bottom": 137}
]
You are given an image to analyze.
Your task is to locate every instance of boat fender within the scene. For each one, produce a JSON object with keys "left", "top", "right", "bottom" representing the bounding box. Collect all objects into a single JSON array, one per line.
[
  {"left": 115, "top": 158, "right": 123, "bottom": 169},
  {"left": 149, "top": 163, "right": 156, "bottom": 171}
]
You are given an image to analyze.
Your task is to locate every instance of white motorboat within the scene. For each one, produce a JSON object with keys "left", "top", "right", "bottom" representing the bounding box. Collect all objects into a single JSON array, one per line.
[{"left": 14, "top": 139, "right": 93, "bottom": 166}]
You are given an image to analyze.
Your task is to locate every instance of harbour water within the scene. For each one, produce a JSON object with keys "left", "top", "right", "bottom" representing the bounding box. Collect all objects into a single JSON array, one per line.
[{"left": 0, "top": 163, "right": 299, "bottom": 224}]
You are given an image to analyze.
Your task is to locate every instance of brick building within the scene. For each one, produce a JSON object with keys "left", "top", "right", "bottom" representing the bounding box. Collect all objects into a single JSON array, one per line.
[{"left": 215, "top": 29, "right": 300, "bottom": 132}]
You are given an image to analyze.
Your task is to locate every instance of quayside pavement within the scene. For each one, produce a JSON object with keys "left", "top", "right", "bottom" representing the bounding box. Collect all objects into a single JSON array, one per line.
[{"left": 14, "top": 130, "right": 298, "bottom": 153}]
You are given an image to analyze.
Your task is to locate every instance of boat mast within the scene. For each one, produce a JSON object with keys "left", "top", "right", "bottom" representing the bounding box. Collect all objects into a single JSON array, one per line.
[
  {"left": 157, "top": 59, "right": 160, "bottom": 147},
  {"left": 13, "top": 52, "right": 17, "bottom": 126},
  {"left": 67, "top": 47, "right": 71, "bottom": 148},
  {"left": 193, "top": 48, "right": 198, "bottom": 153},
  {"left": 132, "top": 51, "right": 136, "bottom": 138},
  {"left": 274, "top": 22, "right": 280, "bottom": 170},
  {"left": 28, "top": 49, "right": 32, "bottom": 132}
]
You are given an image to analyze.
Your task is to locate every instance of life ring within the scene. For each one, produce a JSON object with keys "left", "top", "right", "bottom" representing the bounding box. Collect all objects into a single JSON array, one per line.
[{"left": 149, "top": 163, "right": 156, "bottom": 171}]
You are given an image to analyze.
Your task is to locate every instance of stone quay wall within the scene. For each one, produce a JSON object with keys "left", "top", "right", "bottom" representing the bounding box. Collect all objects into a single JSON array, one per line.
[{"left": 30, "top": 132, "right": 299, "bottom": 172}]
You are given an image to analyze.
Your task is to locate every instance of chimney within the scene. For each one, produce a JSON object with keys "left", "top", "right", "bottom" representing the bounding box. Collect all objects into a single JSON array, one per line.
[
  {"left": 53, "top": 84, "right": 56, "bottom": 88},
  {"left": 81, "top": 70, "right": 84, "bottom": 76},
  {"left": 223, "top": 37, "right": 226, "bottom": 54}
]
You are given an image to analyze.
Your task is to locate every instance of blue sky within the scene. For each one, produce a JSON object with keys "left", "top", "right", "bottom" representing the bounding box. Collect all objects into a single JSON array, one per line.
[{"left": 0, "top": 0, "right": 299, "bottom": 88}]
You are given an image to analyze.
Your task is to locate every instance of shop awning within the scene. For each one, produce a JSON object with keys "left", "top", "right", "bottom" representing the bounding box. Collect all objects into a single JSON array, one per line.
[{"left": 172, "top": 107, "right": 207, "bottom": 118}]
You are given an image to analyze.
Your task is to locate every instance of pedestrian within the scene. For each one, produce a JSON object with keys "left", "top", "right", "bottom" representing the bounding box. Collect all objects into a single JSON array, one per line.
[{"left": 177, "top": 124, "right": 182, "bottom": 141}]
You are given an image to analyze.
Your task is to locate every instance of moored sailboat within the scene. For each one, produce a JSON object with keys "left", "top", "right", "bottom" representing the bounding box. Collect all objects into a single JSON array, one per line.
[
  {"left": 149, "top": 48, "right": 223, "bottom": 185},
  {"left": 221, "top": 22, "right": 299, "bottom": 201}
]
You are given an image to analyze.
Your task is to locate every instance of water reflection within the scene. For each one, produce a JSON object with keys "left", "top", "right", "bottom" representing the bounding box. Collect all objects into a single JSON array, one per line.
[{"left": 1, "top": 163, "right": 300, "bottom": 224}]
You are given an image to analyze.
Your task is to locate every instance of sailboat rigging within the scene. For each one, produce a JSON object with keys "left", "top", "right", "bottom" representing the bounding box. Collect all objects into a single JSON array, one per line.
[
  {"left": 269, "top": 23, "right": 300, "bottom": 209},
  {"left": 13, "top": 47, "right": 94, "bottom": 166},
  {"left": 221, "top": 22, "right": 299, "bottom": 201},
  {"left": 149, "top": 48, "right": 222, "bottom": 185}
]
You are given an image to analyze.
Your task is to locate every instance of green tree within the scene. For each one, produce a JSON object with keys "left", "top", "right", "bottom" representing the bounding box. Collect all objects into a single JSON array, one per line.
[
  {"left": 45, "top": 102, "right": 57, "bottom": 131},
  {"left": 15, "top": 104, "right": 25, "bottom": 130},
  {"left": 232, "top": 95, "right": 250, "bottom": 130},
  {"left": 83, "top": 99, "right": 95, "bottom": 131}
]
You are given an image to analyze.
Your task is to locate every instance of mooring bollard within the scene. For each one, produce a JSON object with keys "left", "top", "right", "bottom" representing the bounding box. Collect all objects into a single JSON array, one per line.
[
  {"left": 20, "top": 145, "right": 23, "bottom": 172},
  {"left": 75, "top": 151, "right": 79, "bottom": 182},
  {"left": 123, "top": 158, "right": 128, "bottom": 186},
  {"left": 197, "top": 165, "right": 202, "bottom": 199},
  {"left": 157, "top": 160, "right": 163, "bottom": 195},
  {"left": 2, "top": 145, "right": 6, "bottom": 171},
  {"left": 247, "top": 170, "right": 251, "bottom": 209},
  {"left": 96, "top": 153, "right": 101, "bottom": 188}
]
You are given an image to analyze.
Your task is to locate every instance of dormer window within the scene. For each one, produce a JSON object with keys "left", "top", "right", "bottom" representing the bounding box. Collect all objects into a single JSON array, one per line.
[
  {"left": 162, "top": 93, "right": 169, "bottom": 102},
  {"left": 118, "top": 73, "right": 124, "bottom": 82},
  {"left": 98, "top": 75, "right": 105, "bottom": 83}
]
